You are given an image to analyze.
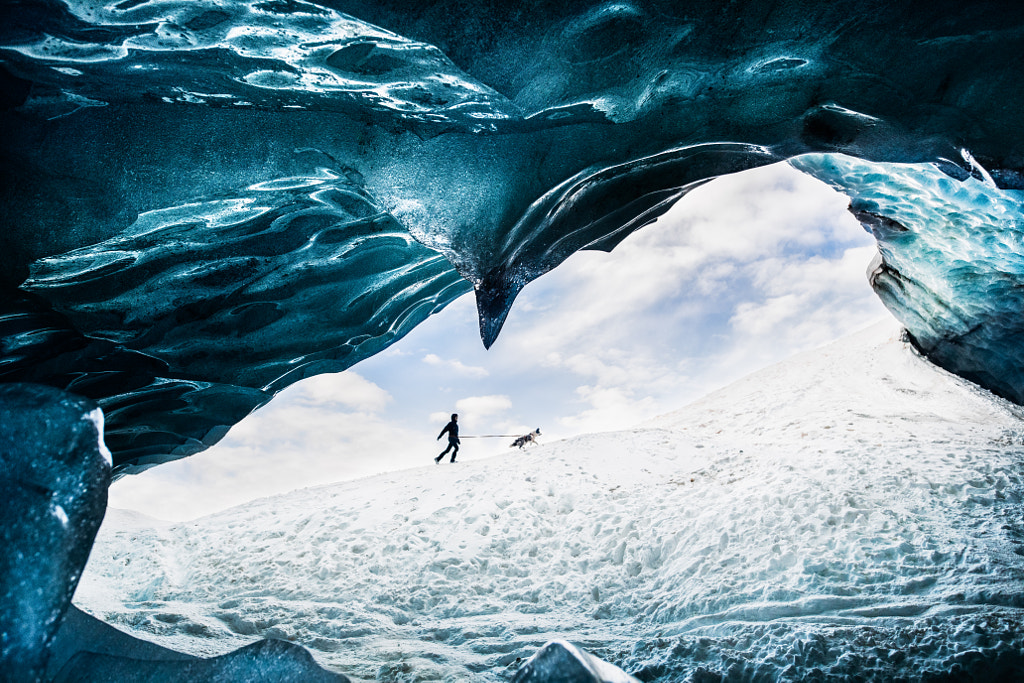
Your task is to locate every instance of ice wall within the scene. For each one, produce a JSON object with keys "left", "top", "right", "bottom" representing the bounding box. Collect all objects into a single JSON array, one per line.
[
  {"left": 792, "top": 154, "right": 1024, "bottom": 406},
  {"left": 0, "top": 383, "right": 349, "bottom": 683},
  {"left": 0, "top": 384, "right": 109, "bottom": 680},
  {"left": 2, "top": 0, "right": 1023, "bottom": 472},
  {"left": 17, "top": 168, "right": 469, "bottom": 472}
]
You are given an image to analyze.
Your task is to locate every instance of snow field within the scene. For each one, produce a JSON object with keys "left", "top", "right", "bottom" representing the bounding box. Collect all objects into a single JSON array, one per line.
[{"left": 75, "top": 323, "right": 1024, "bottom": 681}]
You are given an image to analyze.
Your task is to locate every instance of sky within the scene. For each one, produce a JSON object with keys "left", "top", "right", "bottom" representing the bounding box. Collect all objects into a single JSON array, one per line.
[{"left": 107, "top": 160, "right": 892, "bottom": 521}]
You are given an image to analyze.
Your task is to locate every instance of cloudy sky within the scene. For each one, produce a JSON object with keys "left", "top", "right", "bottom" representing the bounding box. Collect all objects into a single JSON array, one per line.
[{"left": 108, "top": 161, "right": 891, "bottom": 520}]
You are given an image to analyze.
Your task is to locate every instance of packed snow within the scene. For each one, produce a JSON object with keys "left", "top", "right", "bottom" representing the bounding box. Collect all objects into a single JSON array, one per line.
[{"left": 74, "top": 322, "right": 1024, "bottom": 681}]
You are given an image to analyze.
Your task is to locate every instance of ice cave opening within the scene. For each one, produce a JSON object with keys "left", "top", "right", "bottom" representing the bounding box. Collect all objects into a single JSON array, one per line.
[
  {"left": 103, "top": 160, "right": 889, "bottom": 521},
  {"left": 51, "top": 159, "right": 1024, "bottom": 682},
  {"left": 4, "top": 0, "right": 1024, "bottom": 680}
]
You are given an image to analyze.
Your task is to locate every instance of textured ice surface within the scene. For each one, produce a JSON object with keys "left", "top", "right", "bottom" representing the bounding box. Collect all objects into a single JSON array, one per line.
[
  {"left": 0, "top": 385, "right": 348, "bottom": 682},
  {"left": 54, "top": 638, "right": 350, "bottom": 683},
  {"left": 75, "top": 324, "right": 1024, "bottom": 681},
  {"left": 0, "top": 0, "right": 519, "bottom": 127},
  {"left": 512, "top": 640, "right": 640, "bottom": 683},
  {"left": 48, "top": 605, "right": 196, "bottom": 679},
  {"left": 3, "top": 1, "right": 1024, "bottom": 467},
  {"left": 791, "top": 154, "right": 1024, "bottom": 407},
  {"left": 0, "top": 384, "right": 109, "bottom": 681},
  {"left": 18, "top": 168, "right": 469, "bottom": 473},
  {"left": 48, "top": 605, "right": 346, "bottom": 682}
]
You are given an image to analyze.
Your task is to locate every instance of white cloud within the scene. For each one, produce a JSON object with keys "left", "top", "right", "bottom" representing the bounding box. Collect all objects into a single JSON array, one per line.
[
  {"left": 430, "top": 394, "right": 515, "bottom": 431},
  {"left": 429, "top": 410, "right": 454, "bottom": 424},
  {"left": 422, "top": 353, "right": 489, "bottom": 378},
  {"left": 730, "top": 246, "right": 885, "bottom": 346},
  {"left": 107, "top": 372, "right": 421, "bottom": 520},
  {"left": 731, "top": 293, "right": 804, "bottom": 338},
  {"left": 286, "top": 371, "right": 392, "bottom": 412},
  {"left": 454, "top": 394, "right": 512, "bottom": 420}
]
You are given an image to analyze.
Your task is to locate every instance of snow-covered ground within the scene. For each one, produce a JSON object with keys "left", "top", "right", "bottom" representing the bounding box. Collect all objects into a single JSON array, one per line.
[{"left": 75, "top": 322, "right": 1024, "bottom": 681}]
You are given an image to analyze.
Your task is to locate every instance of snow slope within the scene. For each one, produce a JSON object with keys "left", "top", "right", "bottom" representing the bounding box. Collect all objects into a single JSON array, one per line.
[{"left": 75, "top": 322, "right": 1024, "bottom": 681}]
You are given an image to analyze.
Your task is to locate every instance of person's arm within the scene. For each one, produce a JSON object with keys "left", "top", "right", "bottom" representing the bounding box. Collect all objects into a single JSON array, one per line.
[{"left": 437, "top": 423, "right": 448, "bottom": 440}]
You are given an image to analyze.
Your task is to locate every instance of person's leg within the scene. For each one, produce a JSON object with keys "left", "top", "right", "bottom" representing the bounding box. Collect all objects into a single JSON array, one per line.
[
  {"left": 449, "top": 441, "right": 459, "bottom": 462},
  {"left": 435, "top": 442, "right": 452, "bottom": 462}
]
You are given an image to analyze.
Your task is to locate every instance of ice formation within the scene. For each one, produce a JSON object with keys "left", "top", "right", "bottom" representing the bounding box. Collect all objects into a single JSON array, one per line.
[
  {"left": 791, "top": 154, "right": 1024, "bottom": 406},
  {"left": 3, "top": 1, "right": 1024, "bottom": 680},
  {"left": 52, "top": 638, "right": 349, "bottom": 683},
  {"left": 20, "top": 169, "right": 469, "bottom": 471},
  {"left": 1, "top": 384, "right": 109, "bottom": 680},
  {"left": 0, "top": 385, "right": 348, "bottom": 681},
  {"left": 75, "top": 324, "right": 1024, "bottom": 680},
  {"left": 511, "top": 641, "right": 640, "bottom": 683},
  {"left": 2, "top": 0, "right": 1024, "bottom": 471}
]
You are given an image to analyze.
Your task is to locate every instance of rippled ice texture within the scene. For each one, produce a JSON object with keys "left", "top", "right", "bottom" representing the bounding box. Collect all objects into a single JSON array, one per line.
[
  {"left": 791, "top": 154, "right": 1024, "bottom": 407},
  {"left": 5, "top": 1, "right": 1024, "bottom": 473},
  {"left": 76, "top": 323, "right": 1024, "bottom": 681}
]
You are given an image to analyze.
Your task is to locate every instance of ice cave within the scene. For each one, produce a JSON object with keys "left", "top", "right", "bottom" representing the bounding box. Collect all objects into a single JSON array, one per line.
[{"left": 2, "top": 0, "right": 1024, "bottom": 680}]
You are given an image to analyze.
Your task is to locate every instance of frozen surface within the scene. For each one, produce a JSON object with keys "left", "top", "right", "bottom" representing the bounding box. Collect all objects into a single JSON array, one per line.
[
  {"left": 75, "top": 323, "right": 1024, "bottom": 681},
  {"left": 3, "top": 1, "right": 1024, "bottom": 469},
  {"left": 512, "top": 640, "right": 640, "bottom": 683},
  {"left": 20, "top": 168, "right": 468, "bottom": 473},
  {"left": 54, "top": 638, "right": 349, "bottom": 683},
  {"left": 512, "top": 643, "right": 638, "bottom": 683},
  {"left": 0, "top": 384, "right": 109, "bottom": 681},
  {"left": 792, "top": 154, "right": 1024, "bottom": 406}
]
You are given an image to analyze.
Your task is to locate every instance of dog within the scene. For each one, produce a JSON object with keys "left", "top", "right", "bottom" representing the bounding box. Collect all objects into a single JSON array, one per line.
[{"left": 510, "top": 428, "right": 541, "bottom": 449}]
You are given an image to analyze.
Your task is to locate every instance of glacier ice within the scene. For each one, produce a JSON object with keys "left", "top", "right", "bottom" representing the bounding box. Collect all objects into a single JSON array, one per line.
[
  {"left": 0, "top": 384, "right": 109, "bottom": 681},
  {"left": 3, "top": 1, "right": 1024, "bottom": 678},
  {"left": 47, "top": 606, "right": 196, "bottom": 679},
  {"left": 17, "top": 167, "right": 469, "bottom": 473},
  {"left": 48, "top": 605, "right": 347, "bottom": 682},
  {"left": 0, "top": 381, "right": 348, "bottom": 679},
  {"left": 511, "top": 641, "right": 640, "bottom": 683},
  {"left": 53, "top": 638, "right": 349, "bottom": 683},
  {"left": 2, "top": 0, "right": 1024, "bottom": 470},
  {"left": 791, "top": 154, "right": 1024, "bottom": 405}
]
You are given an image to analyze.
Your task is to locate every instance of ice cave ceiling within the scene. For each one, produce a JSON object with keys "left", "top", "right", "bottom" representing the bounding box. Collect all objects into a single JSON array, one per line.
[{"left": 1, "top": 0, "right": 1023, "bottom": 475}]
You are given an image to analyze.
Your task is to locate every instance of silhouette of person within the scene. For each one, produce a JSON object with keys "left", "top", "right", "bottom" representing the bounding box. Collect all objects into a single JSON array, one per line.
[{"left": 435, "top": 413, "right": 459, "bottom": 463}]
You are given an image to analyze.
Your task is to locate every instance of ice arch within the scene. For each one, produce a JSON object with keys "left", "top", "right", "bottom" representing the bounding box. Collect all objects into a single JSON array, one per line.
[
  {"left": 3, "top": 1, "right": 1024, "bottom": 679},
  {"left": 0, "top": 0, "right": 1022, "bottom": 476}
]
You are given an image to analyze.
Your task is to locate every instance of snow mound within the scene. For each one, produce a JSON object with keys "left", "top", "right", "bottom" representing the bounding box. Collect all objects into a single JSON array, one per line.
[{"left": 75, "top": 323, "right": 1024, "bottom": 681}]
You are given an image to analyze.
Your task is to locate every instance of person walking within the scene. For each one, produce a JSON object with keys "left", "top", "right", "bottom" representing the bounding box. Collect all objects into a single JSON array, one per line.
[{"left": 435, "top": 413, "right": 460, "bottom": 463}]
